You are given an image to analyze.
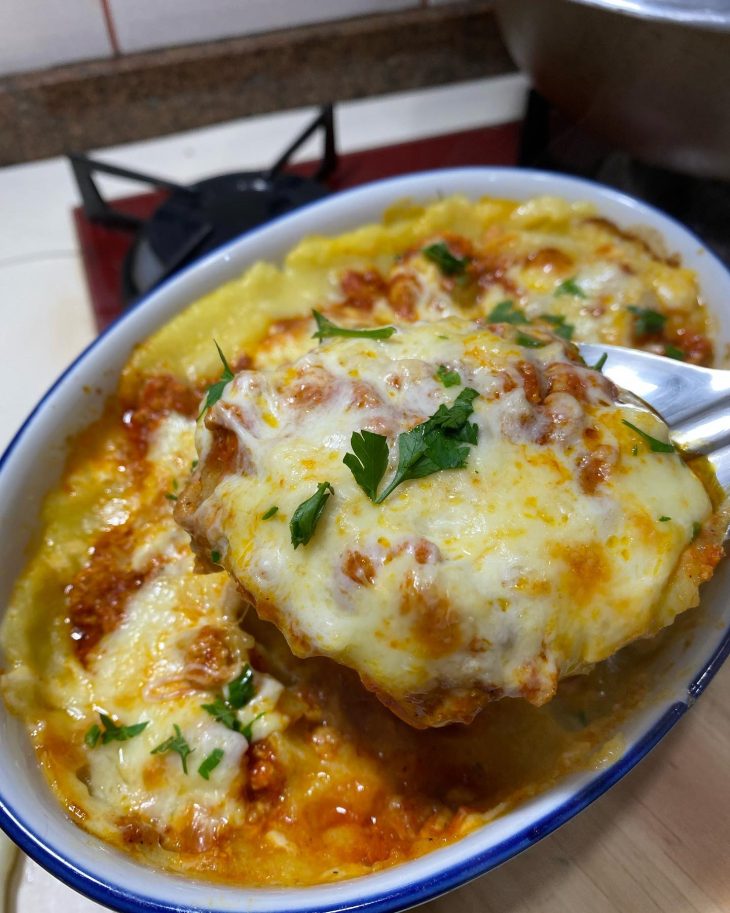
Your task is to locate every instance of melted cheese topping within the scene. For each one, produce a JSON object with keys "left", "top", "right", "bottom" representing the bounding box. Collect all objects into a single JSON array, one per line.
[
  {"left": 179, "top": 319, "right": 713, "bottom": 726},
  {"left": 0, "top": 194, "right": 724, "bottom": 885},
  {"left": 120, "top": 194, "right": 713, "bottom": 394}
]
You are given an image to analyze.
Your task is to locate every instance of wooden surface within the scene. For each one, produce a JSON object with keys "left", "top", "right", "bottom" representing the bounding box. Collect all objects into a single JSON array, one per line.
[{"left": 424, "top": 661, "right": 730, "bottom": 913}]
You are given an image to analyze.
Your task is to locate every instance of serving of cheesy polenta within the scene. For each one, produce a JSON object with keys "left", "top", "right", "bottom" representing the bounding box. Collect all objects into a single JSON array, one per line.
[{"left": 0, "top": 194, "right": 725, "bottom": 885}]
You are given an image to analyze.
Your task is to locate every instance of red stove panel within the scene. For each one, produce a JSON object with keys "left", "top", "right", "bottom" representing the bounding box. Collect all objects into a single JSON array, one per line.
[{"left": 73, "top": 122, "right": 520, "bottom": 331}]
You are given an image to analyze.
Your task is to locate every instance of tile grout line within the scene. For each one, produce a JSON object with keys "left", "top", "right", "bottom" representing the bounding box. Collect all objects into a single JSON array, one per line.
[{"left": 99, "top": 0, "right": 121, "bottom": 57}]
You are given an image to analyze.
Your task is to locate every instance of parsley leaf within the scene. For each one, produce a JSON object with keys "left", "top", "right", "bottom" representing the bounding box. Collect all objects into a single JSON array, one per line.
[
  {"left": 487, "top": 300, "right": 528, "bottom": 324},
  {"left": 211, "top": 549, "right": 221, "bottom": 564},
  {"left": 555, "top": 277, "right": 587, "bottom": 298},
  {"left": 692, "top": 521, "right": 702, "bottom": 541},
  {"left": 201, "top": 697, "right": 242, "bottom": 733},
  {"left": 84, "top": 724, "right": 100, "bottom": 748},
  {"left": 374, "top": 389, "right": 479, "bottom": 503},
  {"left": 345, "top": 389, "right": 480, "bottom": 503},
  {"left": 665, "top": 344, "right": 686, "bottom": 361},
  {"left": 659, "top": 516, "right": 671, "bottom": 522},
  {"left": 422, "top": 242, "right": 469, "bottom": 276},
  {"left": 435, "top": 365, "right": 461, "bottom": 388},
  {"left": 151, "top": 724, "right": 194, "bottom": 774},
  {"left": 94, "top": 713, "right": 149, "bottom": 745},
  {"left": 590, "top": 352, "right": 608, "bottom": 372},
  {"left": 312, "top": 311, "right": 395, "bottom": 342},
  {"left": 423, "top": 387, "right": 479, "bottom": 433},
  {"left": 515, "top": 331, "right": 547, "bottom": 349},
  {"left": 198, "top": 748, "right": 224, "bottom": 780},
  {"left": 628, "top": 305, "right": 666, "bottom": 335},
  {"left": 164, "top": 492, "right": 178, "bottom": 501},
  {"left": 225, "top": 665, "right": 255, "bottom": 709},
  {"left": 290, "top": 482, "right": 335, "bottom": 548},
  {"left": 241, "top": 712, "right": 266, "bottom": 742},
  {"left": 199, "top": 341, "right": 234, "bottom": 419},
  {"left": 540, "top": 313, "right": 575, "bottom": 340},
  {"left": 202, "top": 666, "right": 259, "bottom": 734},
  {"left": 451, "top": 419, "right": 479, "bottom": 445},
  {"left": 261, "top": 505, "right": 279, "bottom": 520},
  {"left": 622, "top": 419, "right": 675, "bottom": 453},
  {"left": 343, "top": 430, "right": 389, "bottom": 502}
]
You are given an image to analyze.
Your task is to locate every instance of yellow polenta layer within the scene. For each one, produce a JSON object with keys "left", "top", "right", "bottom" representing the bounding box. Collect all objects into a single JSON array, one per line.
[{"left": 121, "top": 194, "right": 711, "bottom": 393}]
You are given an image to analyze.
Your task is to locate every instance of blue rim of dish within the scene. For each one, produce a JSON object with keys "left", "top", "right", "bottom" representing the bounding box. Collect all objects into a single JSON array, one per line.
[{"left": 0, "top": 166, "right": 728, "bottom": 913}]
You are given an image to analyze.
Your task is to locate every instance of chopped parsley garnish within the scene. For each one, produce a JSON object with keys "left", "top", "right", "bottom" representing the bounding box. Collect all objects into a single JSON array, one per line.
[
  {"left": 199, "top": 341, "right": 234, "bottom": 419},
  {"left": 622, "top": 419, "right": 675, "bottom": 453},
  {"left": 665, "top": 344, "right": 686, "bottom": 361},
  {"left": 424, "top": 387, "right": 480, "bottom": 436},
  {"left": 422, "top": 242, "right": 469, "bottom": 276},
  {"left": 628, "top": 305, "right": 666, "bottom": 335},
  {"left": 487, "top": 299, "right": 528, "bottom": 325},
  {"left": 202, "top": 667, "right": 259, "bottom": 737},
  {"left": 515, "top": 331, "right": 547, "bottom": 349},
  {"left": 261, "top": 505, "right": 279, "bottom": 520},
  {"left": 345, "top": 388, "right": 479, "bottom": 504},
  {"left": 201, "top": 697, "right": 241, "bottom": 732},
  {"left": 590, "top": 352, "right": 608, "bottom": 372},
  {"left": 659, "top": 516, "right": 671, "bottom": 522},
  {"left": 198, "top": 748, "right": 224, "bottom": 780},
  {"left": 241, "top": 712, "right": 266, "bottom": 742},
  {"left": 290, "top": 481, "right": 334, "bottom": 548},
  {"left": 312, "top": 310, "right": 395, "bottom": 342},
  {"left": 632, "top": 445, "right": 639, "bottom": 456},
  {"left": 225, "top": 665, "right": 255, "bottom": 709},
  {"left": 555, "top": 277, "right": 587, "bottom": 298},
  {"left": 435, "top": 365, "right": 461, "bottom": 388},
  {"left": 191, "top": 459, "right": 199, "bottom": 470},
  {"left": 692, "top": 521, "right": 702, "bottom": 541},
  {"left": 343, "top": 430, "right": 389, "bottom": 502},
  {"left": 211, "top": 549, "right": 221, "bottom": 564},
  {"left": 164, "top": 492, "right": 178, "bottom": 501},
  {"left": 151, "top": 724, "right": 194, "bottom": 774},
  {"left": 540, "top": 313, "right": 575, "bottom": 340},
  {"left": 86, "top": 713, "right": 149, "bottom": 746}
]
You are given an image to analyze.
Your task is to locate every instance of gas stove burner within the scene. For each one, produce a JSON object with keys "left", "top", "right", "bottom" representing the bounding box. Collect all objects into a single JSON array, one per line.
[
  {"left": 69, "top": 105, "right": 337, "bottom": 304},
  {"left": 124, "top": 169, "right": 330, "bottom": 301}
]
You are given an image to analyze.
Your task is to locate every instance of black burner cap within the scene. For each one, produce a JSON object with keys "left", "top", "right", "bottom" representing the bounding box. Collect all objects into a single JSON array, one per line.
[{"left": 123, "top": 170, "right": 329, "bottom": 303}]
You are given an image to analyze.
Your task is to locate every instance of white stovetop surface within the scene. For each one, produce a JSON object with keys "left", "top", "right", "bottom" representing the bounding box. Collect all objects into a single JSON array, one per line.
[{"left": 0, "top": 73, "right": 527, "bottom": 913}]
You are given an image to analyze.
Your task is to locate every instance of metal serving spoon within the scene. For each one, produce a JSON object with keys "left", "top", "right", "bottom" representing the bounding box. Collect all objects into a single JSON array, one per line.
[{"left": 579, "top": 344, "right": 730, "bottom": 494}]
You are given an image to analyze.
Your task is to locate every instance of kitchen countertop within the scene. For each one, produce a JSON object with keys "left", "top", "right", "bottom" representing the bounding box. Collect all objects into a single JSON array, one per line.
[{"left": 1, "top": 73, "right": 728, "bottom": 913}]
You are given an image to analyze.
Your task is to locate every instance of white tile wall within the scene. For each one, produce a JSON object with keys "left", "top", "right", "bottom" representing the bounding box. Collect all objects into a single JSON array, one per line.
[
  {"left": 0, "top": 0, "right": 112, "bottom": 76},
  {"left": 108, "top": 0, "right": 419, "bottom": 55},
  {"left": 0, "top": 0, "right": 428, "bottom": 78}
]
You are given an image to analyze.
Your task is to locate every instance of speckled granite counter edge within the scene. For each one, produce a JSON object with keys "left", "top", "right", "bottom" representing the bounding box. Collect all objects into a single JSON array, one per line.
[{"left": 0, "top": 1, "right": 514, "bottom": 166}]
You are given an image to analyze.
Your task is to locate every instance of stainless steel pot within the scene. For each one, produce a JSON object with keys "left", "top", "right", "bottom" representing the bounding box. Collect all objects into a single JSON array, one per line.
[{"left": 494, "top": 0, "right": 730, "bottom": 180}]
